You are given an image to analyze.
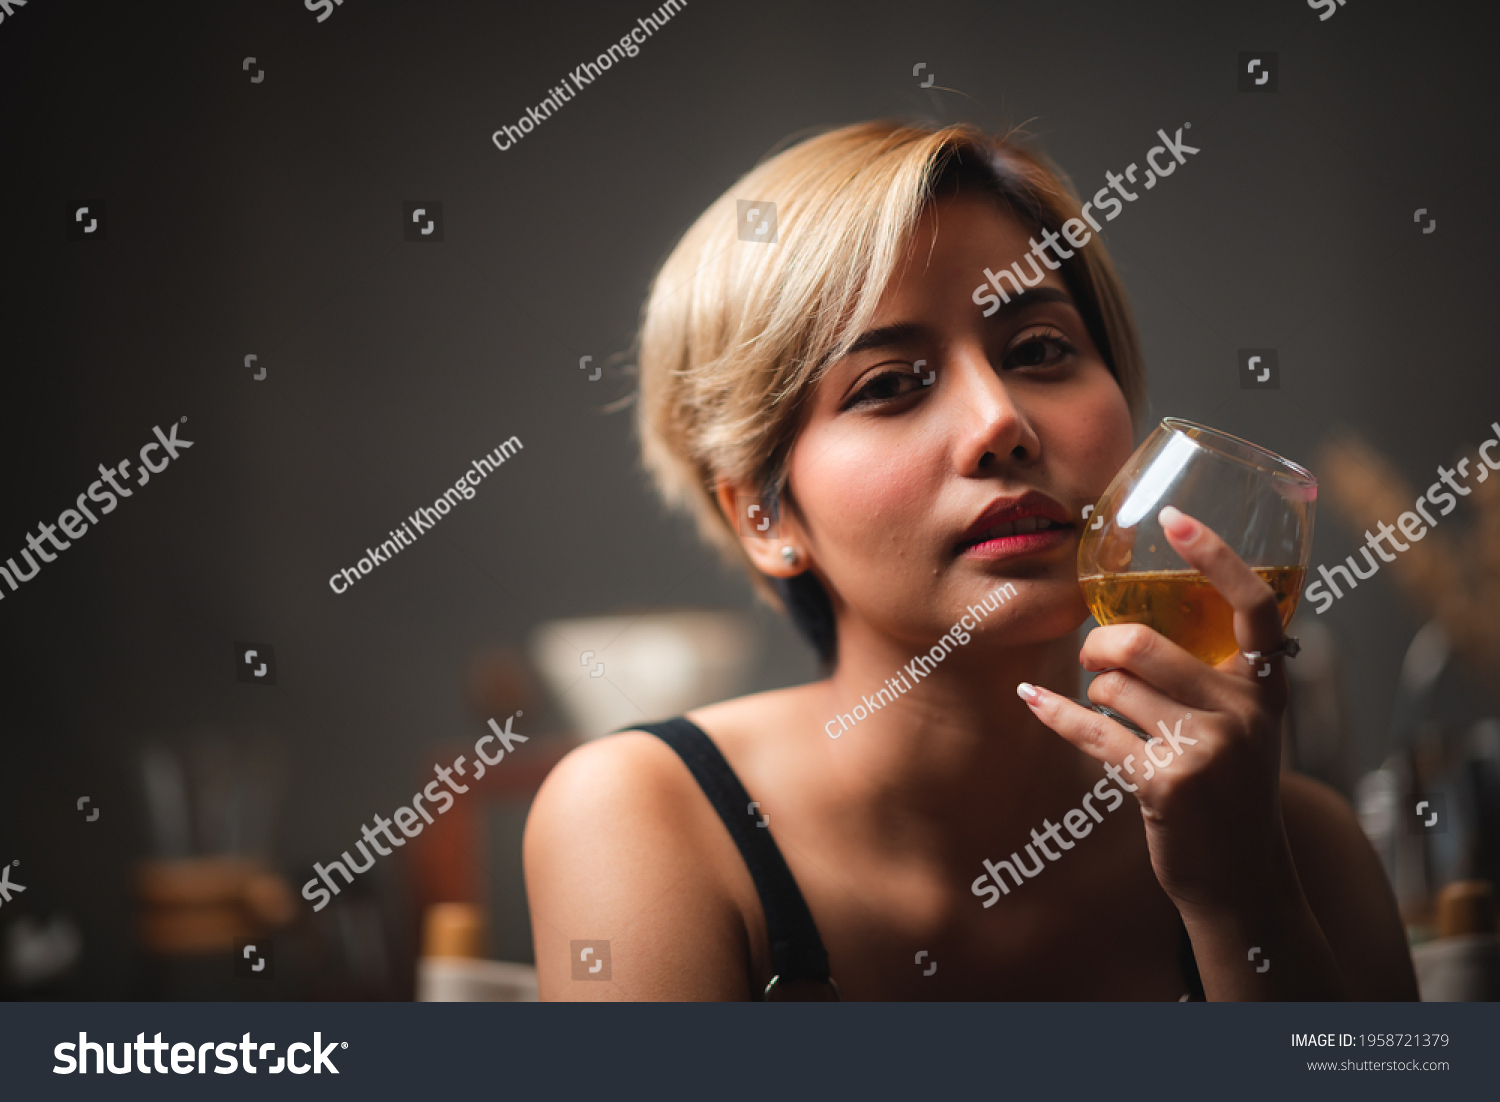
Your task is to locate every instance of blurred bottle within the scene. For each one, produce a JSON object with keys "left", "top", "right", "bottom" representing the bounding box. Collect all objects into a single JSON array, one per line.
[
  {"left": 1357, "top": 753, "right": 1434, "bottom": 931},
  {"left": 422, "top": 902, "right": 486, "bottom": 960},
  {"left": 1283, "top": 621, "right": 1352, "bottom": 791},
  {"left": 1460, "top": 719, "right": 1500, "bottom": 892},
  {"left": 1409, "top": 880, "right": 1500, "bottom": 1001},
  {"left": 1354, "top": 622, "right": 1464, "bottom": 935},
  {"left": 415, "top": 903, "right": 536, "bottom": 1002}
]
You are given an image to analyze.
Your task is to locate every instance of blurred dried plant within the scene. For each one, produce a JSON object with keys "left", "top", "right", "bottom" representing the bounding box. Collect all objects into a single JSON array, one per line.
[{"left": 1317, "top": 429, "right": 1500, "bottom": 687}]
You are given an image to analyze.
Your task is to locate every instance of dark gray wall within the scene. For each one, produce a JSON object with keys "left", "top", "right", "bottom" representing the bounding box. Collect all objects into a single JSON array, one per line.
[{"left": 1, "top": 0, "right": 1497, "bottom": 997}]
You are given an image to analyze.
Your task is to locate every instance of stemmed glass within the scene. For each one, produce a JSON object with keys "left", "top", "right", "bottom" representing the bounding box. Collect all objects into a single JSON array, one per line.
[{"left": 1077, "top": 418, "right": 1316, "bottom": 728}]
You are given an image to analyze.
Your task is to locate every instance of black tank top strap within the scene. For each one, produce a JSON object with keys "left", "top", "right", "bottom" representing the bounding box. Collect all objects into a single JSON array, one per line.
[
  {"left": 622, "top": 716, "right": 836, "bottom": 997},
  {"left": 623, "top": 718, "right": 1198, "bottom": 1002}
]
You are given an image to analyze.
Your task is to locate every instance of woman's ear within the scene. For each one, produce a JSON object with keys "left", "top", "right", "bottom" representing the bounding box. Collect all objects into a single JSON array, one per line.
[{"left": 714, "top": 479, "right": 810, "bottom": 578}]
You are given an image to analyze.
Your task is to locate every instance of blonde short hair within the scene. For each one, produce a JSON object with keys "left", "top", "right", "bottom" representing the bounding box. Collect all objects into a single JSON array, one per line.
[{"left": 636, "top": 120, "right": 1145, "bottom": 655}]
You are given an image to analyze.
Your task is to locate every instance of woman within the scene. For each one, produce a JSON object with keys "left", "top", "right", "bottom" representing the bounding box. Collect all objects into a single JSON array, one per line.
[{"left": 523, "top": 120, "right": 1418, "bottom": 1001}]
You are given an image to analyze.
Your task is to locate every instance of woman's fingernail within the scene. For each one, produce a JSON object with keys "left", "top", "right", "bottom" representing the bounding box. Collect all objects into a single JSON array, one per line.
[
  {"left": 1158, "top": 506, "right": 1198, "bottom": 544},
  {"left": 1017, "top": 682, "right": 1043, "bottom": 703}
]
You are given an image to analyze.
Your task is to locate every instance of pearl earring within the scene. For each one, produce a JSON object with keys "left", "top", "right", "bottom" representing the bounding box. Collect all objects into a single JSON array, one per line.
[{"left": 780, "top": 546, "right": 800, "bottom": 566}]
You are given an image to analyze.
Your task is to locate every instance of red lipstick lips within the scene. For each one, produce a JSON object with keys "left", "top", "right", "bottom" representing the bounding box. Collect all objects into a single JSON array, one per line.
[{"left": 955, "top": 491, "right": 1074, "bottom": 557}]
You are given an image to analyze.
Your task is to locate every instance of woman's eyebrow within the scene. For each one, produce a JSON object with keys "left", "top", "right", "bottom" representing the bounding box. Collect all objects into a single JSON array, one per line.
[
  {"left": 990, "top": 286, "right": 1075, "bottom": 323},
  {"left": 831, "top": 287, "right": 1078, "bottom": 367},
  {"left": 842, "top": 288, "right": 1077, "bottom": 353},
  {"left": 842, "top": 320, "right": 929, "bottom": 358}
]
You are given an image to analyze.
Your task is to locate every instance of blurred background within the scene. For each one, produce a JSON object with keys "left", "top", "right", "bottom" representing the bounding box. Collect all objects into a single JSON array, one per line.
[{"left": 1, "top": 0, "right": 1497, "bottom": 1001}]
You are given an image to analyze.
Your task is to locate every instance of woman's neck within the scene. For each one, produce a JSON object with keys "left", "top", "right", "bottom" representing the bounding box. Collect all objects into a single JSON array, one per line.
[{"left": 814, "top": 615, "right": 1100, "bottom": 848}]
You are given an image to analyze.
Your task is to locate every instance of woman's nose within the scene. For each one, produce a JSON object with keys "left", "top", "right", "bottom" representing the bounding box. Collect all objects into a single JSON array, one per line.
[{"left": 947, "top": 351, "right": 1040, "bottom": 475}]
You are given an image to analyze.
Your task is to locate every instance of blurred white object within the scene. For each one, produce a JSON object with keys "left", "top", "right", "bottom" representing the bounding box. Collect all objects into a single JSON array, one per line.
[
  {"left": 141, "top": 744, "right": 192, "bottom": 858},
  {"left": 531, "top": 611, "right": 757, "bottom": 739},
  {"left": 417, "top": 957, "right": 538, "bottom": 1002},
  {"left": 1398, "top": 619, "right": 1450, "bottom": 701},
  {"left": 4, "top": 914, "right": 82, "bottom": 988},
  {"left": 1356, "top": 767, "right": 1399, "bottom": 843},
  {"left": 1411, "top": 936, "right": 1500, "bottom": 1001},
  {"left": 1357, "top": 757, "right": 1435, "bottom": 922}
]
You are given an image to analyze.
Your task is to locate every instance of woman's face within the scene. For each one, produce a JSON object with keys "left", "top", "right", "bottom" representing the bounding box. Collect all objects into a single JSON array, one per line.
[{"left": 785, "top": 191, "right": 1136, "bottom": 649}]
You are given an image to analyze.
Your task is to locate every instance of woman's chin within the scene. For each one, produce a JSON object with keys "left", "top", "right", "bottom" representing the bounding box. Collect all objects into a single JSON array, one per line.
[
  {"left": 1019, "top": 593, "right": 1093, "bottom": 640},
  {"left": 940, "top": 581, "right": 1091, "bottom": 649}
]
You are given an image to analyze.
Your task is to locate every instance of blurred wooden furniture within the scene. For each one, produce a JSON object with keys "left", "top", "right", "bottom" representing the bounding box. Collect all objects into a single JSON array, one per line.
[
  {"left": 406, "top": 735, "right": 575, "bottom": 914},
  {"left": 135, "top": 856, "right": 294, "bottom": 954},
  {"left": 407, "top": 647, "right": 573, "bottom": 933}
]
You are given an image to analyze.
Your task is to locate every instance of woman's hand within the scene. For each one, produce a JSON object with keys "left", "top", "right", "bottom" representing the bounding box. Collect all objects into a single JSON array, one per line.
[{"left": 1017, "top": 506, "right": 1344, "bottom": 999}]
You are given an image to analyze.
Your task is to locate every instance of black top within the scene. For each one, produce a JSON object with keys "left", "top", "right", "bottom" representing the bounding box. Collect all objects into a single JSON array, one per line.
[
  {"left": 626, "top": 716, "right": 835, "bottom": 996},
  {"left": 624, "top": 715, "right": 1205, "bottom": 1002}
]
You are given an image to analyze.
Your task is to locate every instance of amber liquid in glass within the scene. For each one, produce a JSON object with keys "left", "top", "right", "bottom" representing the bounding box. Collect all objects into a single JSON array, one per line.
[{"left": 1079, "top": 567, "right": 1306, "bottom": 666}]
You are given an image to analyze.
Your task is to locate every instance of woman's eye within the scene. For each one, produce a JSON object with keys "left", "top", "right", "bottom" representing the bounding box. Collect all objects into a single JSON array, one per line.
[
  {"left": 845, "top": 368, "right": 924, "bottom": 409},
  {"left": 1004, "top": 328, "right": 1075, "bottom": 370}
]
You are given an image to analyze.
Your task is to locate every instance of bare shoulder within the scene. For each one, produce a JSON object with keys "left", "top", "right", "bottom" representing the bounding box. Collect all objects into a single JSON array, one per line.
[
  {"left": 521, "top": 727, "right": 753, "bottom": 1000},
  {"left": 523, "top": 686, "right": 827, "bottom": 1000},
  {"left": 528, "top": 677, "right": 822, "bottom": 824},
  {"left": 1279, "top": 771, "right": 1419, "bottom": 1000},
  {"left": 525, "top": 683, "right": 821, "bottom": 877},
  {"left": 685, "top": 681, "right": 829, "bottom": 762},
  {"left": 526, "top": 729, "right": 699, "bottom": 843}
]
